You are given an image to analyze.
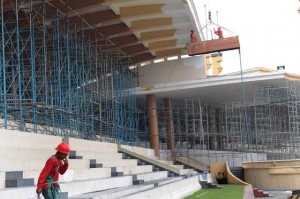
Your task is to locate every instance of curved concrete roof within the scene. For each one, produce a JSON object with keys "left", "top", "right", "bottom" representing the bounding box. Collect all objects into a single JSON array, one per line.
[
  {"left": 136, "top": 71, "right": 300, "bottom": 104},
  {"left": 31, "top": 0, "right": 200, "bottom": 65}
]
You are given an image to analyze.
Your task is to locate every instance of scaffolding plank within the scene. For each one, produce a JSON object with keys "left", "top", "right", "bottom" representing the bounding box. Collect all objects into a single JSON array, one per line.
[{"left": 188, "top": 36, "right": 240, "bottom": 56}]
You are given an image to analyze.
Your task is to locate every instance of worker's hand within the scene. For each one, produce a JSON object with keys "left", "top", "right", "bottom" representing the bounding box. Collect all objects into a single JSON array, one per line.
[
  {"left": 36, "top": 188, "right": 42, "bottom": 196},
  {"left": 63, "top": 158, "right": 68, "bottom": 164}
]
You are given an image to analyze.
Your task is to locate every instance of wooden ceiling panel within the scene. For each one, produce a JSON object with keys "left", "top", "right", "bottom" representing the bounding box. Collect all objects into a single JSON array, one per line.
[
  {"left": 69, "top": 10, "right": 119, "bottom": 26},
  {"left": 121, "top": 44, "right": 148, "bottom": 55},
  {"left": 110, "top": 35, "right": 139, "bottom": 47},
  {"left": 155, "top": 48, "right": 184, "bottom": 57},
  {"left": 119, "top": 4, "right": 164, "bottom": 18},
  {"left": 68, "top": 0, "right": 106, "bottom": 10},
  {"left": 140, "top": 29, "right": 176, "bottom": 41},
  {"left": 131, "top": 17, "right": 172, "bottom": 30},
  {"left": 96, "top": 23, "right": 130, "bottom": 37},
  {"left": 148, "top": 39, "right": 177, "bottom": 50},
  {"left": 7, "top": 0, "right": 197, "bottom": 64},
  {"left": 131, "top": 53, "right": 156, "bottom": 63}
]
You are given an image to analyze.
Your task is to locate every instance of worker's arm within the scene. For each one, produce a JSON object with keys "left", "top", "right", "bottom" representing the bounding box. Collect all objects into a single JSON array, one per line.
[
  {"left": 59, "top": 159, "right": 69, "bottom": 175},
  {"left": 37, "top": 158, "right": 56, "bottom": 191}
]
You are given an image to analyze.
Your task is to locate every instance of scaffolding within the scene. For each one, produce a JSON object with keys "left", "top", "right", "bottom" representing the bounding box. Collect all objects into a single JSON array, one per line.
[
  {"left": 145, "top": 81, "right": 300, "bottom": 162},
  {"left": 0, "top": 0, "right": 145, "bottom": 145},
  {"left": 2, "top": 1, "right": 300, "bottom": 163}
]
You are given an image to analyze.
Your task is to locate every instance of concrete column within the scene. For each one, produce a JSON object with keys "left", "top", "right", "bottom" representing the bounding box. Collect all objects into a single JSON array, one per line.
[
  {"left": 146, "top": 94, "right": 159, "bottom": 157},
  {"left": 163, "top": 98, "right": 175, "bottom": 157}
]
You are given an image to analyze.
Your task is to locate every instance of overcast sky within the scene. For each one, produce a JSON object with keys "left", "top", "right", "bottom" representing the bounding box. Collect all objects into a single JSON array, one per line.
[{"left": 194, "top": 0, "right": 300, "bottom": 74}]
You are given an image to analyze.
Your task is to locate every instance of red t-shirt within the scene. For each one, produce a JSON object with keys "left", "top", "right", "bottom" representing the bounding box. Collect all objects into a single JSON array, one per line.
[
  {"left": 190, "top": 33, "right": 198, "bottom": 42},
  {"left": 37, "top": 155, "right": 69, "bottom": 190}
]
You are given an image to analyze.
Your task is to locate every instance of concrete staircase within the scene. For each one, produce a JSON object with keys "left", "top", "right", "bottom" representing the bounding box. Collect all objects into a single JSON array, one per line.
[
  {"left": 253, "top": 188, "right": 274, "bottom": 198},
  {"left": 118, "top": 145, "right": 195, "bottom": 176},
  {"left": 69, "top": 176, "right": 200, "bottom": 199},
  {"left": 0, "top": 129, "right": 201, "bottom": 199}
]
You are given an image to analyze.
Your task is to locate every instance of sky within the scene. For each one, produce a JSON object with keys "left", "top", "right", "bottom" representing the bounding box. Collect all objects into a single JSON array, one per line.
[{"left": 193, "top": 0, "right": 300, "bottom": 74}]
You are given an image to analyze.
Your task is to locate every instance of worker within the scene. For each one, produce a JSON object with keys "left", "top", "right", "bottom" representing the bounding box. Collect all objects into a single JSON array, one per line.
[
  {"left": 214, "top": 27, "right": 224, "bottom": 39},
  {"left": 36, "top": 142, "right": 70, "bottom": 199},
  {"left": 190, "top": 29, "right": 198, "bottom": 43}
]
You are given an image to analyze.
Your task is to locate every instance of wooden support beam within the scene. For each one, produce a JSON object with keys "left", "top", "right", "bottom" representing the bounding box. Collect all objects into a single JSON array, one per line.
[{"left": 188, "top": 36, "right": 240, "bottom": 56}]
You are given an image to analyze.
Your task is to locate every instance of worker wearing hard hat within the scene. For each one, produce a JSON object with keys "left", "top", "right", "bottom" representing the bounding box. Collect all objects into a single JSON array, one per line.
[
  {"left": 190, "top": 30, "right": 198, "bottom": 43},
  {"left": 36, "top": 142, "right": 70, "bottom": 199},
  {"left": 214, "top": 27, "right": 224, "bottom": 39}
]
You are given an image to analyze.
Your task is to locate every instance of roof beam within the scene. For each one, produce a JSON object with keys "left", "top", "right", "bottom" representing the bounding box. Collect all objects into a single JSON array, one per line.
[{"left": 119, "top": 4, "right": 164, "bottom": 18}]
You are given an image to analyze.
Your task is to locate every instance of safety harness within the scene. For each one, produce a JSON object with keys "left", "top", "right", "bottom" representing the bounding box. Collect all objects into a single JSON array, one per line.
[{"left": 42, "top": 157, "right": 61, "bottom": 199}]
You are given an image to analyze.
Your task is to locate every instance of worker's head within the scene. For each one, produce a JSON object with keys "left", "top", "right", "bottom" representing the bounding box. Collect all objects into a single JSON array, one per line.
[
  {"left": 56, "top": 151, "right": 68, "bottom": 160},
  {"left": 191, "top": 29, "right": 194, "bottom": 33},
  {"left": 55, "top": 142, "right": 70, "bottom": 159}
]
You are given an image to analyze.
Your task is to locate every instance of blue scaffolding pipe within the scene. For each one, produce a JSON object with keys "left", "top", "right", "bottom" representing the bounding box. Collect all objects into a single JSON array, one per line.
[
  {"left": 30, "top": 11, "right": 37, "bottom": 133},
  {"left": 0, "top": 0, "right": 147, "bottom": 146},
  {"left": 1, "top": 0, "right": 8, "bottom": 128}
]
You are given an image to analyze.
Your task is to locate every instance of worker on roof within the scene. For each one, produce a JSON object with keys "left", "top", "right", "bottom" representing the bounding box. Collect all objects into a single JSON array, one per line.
[
  {"left": 190, "top": 29, "right": 198, "bottom": 43},
  {"left": 214, "top": 27, "right": 224, "bottom": 39},
  {"left": 36, "top": 142, "right": 70, "bottom": 199}
]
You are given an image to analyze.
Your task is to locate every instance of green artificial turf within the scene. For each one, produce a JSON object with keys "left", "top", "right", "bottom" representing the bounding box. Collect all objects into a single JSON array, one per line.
[{"left": 185, "top": 184, "right": 245, "bottom": 199}]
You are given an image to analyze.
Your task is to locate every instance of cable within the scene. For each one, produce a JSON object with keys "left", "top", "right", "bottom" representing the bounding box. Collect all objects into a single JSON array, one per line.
[{"left": 238, "top": 48, "right": 259, "bottom": 188}]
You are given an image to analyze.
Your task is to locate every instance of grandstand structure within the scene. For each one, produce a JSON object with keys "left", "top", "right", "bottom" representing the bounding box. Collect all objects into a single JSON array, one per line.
[
  {"left": 1, "top": 0, "right": 300, "bottom": 164},
  {"left": 1, "top": 0, "right": 300, "bottom": 197}
]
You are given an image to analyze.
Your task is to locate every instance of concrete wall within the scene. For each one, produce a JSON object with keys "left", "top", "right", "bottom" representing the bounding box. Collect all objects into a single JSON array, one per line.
[
  {"left": 225, "top": 162, "right": 248, "bottom": 185},
  {"left": 243, "top": 159, "right": 300, "bottom": 190},
  {"left": 210, "top": 162, "right": 226, "bottom": 179},
  {"left": 138, "top": 56, "right": 206, "bottom": 86},
  {"left": 210, "top": 162, "right": 248, "bottom": 185}
]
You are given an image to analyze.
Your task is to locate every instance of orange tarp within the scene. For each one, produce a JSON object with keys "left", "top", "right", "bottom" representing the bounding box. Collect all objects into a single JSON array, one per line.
[{"left": 188, "top": 36, "right": 240, "bottom": 56}]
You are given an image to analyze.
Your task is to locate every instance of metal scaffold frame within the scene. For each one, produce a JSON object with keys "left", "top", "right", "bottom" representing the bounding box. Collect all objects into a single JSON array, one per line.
[
  {"left": 143, "top": 81, "right": 300, "bottom": 162},
  {"left": 0, "top": 0, "right": 145, "bottom": 145}
]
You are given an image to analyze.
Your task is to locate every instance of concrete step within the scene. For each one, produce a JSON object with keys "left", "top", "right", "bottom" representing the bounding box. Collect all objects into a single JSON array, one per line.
[
  {"left": 5, "top": 178, "right": 34, "bottom": 188},
  {"left": 0, "top": 130, "right": 62, "bottom": 150},
  {"left": 1, "top": 167, "right": 112, "bottom": 189},
  {"left": 60, "top": 192, "right": 69, "bottom": 199},
  {"left": 0, "top": 176, "right": 133, "bottom": 199},
  {"left": 144, "top": 176, "right": 184, "bottom": 187},
  {"left": 158, "top": 160, "right": 185, "bottom": 169},
  {"left": 4, "top": 171, "right": 34, "bottom": 188},
  {"left": 179, "top": 168, "right": 195, "bottom": 175},
  {"left": 121, "top": 175, "right": 201, "bottom": 199},
  {"left": 66, "top": 167, "right": 112, "bottom": 181},
  {"left": 69, "top": 151, "right": 83, "bottom": 159},
  {"left": 113, "top": 165, "right": 153, "bottom": 175},
  {"left": 172, "top": 164, "right": 185, "bottom": 169},
  {"left": 90, "top": 160, "right": 103, "bottom": 168},
  {"left": 26, "top": 167, "right": 112, "bottom": 182},
  {"left": 71, "top": 151, "right": 123, "bottom": 160},
  {"left": 134, "top": 171, "right": 169, "bottom": 182},
  {"left": 159, "top": 160, "right": 175, "bottom": 165},
  {"left": 69, "top": 184, "right": 155, "bottom": 199},
  {"left": 69, "top": 176, "right": 185, "bottom": 199},
  {"left": 69, "top": 138, "right": 118, "bottom": 153},
  {"left": 97, "top": 159, "right": 138, "bottom": 167},
  {"left": 0, "top": 148, "right": 54, "bottom": 159},
  {"left": 0, "top": 158, "right": 91, "bottom": 171}
]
